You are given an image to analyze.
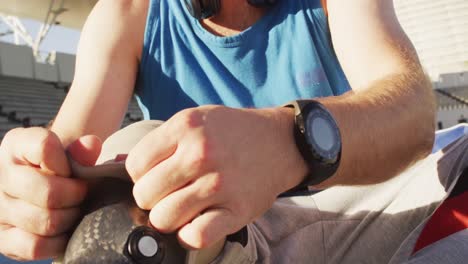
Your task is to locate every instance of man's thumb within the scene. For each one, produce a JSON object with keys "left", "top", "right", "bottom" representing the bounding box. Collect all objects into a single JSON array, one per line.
[{"left": 67, "top": 135, "right": 102, "bottom": 166}]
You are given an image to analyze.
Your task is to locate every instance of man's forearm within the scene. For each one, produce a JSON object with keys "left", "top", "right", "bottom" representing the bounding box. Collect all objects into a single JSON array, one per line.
[{"left": 275, "top": 65, "right": 436, "bottom": 188}]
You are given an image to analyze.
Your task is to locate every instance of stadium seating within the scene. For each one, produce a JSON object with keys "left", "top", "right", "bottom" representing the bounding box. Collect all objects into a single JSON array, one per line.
[{"left": 0, "top": 76, "right": 143, "bottom": 142}]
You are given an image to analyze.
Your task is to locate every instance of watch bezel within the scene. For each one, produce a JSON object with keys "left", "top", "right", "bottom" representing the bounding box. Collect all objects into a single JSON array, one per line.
[
  {"left": 284, "top": 99, "right": 342, "bottom": 189},
  {"left": 302, "top": 102, "right": 341, "bottom": 165}
]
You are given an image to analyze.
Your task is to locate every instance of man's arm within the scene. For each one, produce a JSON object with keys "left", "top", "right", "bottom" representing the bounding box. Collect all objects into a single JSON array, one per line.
[
  {"left": 0, "top": 1, "right": 148, "bottom": 260},
  {"left": 123, "top": 0, "right": 435, "bottom": 250},
  {"left": 51, "top": 0, "right": 148, "bottom": 146},
  {"left": 310, "top": 0, "right": 436, "bottom": 186}
]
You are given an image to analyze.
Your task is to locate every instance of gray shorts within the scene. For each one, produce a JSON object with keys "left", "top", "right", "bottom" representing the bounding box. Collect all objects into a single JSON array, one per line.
[
  {"left": 98, "top": 121, "right": 468, "bottom": 264},
  {"left": 213, "top": 135, "right": 468, "bottom": 264}
]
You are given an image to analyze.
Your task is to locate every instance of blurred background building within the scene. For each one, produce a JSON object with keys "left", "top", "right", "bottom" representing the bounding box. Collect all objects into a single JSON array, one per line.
[
  {"left": 394, "top": 0, "right": 468, "bottom": 129},
  {"left": 395, "top": 0, "right": 468, "bottom": 80},
  {"left": 0, "top": 0, "right": 467, "bottom": 262}
]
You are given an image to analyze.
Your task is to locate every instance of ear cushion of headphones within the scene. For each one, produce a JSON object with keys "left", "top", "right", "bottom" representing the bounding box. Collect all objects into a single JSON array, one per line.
[
  {"left": 247, "top": 0, "right": 277, "bottom": 7},
  {"left": 185, "top": 0, "right": 277, "bottom": 19},
  {"left": 184, "top": 0, "right": 199, "bottom": 18},
  {"left": 185, "top": 0, "right": 221, "bottom": 19}
]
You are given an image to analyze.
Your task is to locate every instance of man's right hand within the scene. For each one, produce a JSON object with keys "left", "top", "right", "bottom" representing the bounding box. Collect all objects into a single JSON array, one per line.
[{"left": 0, "top": 127, "right": 101, "bottom": 261}]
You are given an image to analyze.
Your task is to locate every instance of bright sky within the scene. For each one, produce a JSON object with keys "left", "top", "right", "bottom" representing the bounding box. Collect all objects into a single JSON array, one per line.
[{"left": 0, "top": 18, "right": 80, "bottom": 55}]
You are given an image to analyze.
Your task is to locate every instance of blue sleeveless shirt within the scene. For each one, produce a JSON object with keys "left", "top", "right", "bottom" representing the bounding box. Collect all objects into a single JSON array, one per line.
[{"left": 136, "top": 0, "right": 350, "bottom": 121}]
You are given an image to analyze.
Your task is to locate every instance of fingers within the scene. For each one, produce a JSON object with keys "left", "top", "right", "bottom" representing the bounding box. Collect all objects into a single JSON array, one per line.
[
  {"left": 3, "top": 128, "right": 70, "bottom": 177},
  {"left": 2, "top": 129, "right": 102, "bottom": 178},
  {"left": 177, "top": 208, "right": 236, "bottom": 250},
  {"left": 1, "top": 165, "right": 87, "bottom": 209},
  {"left": 0, "top": 224, "right": 68, "bottom": 261},
  {"left": 132, "top": 154, "right": 189, "bottom": 210},
  {"left": 0, "top": 128, "right": 98, "bottom": 261},
  {"left": 67, "top": 135, "right": 102, "bottom": 166},
  {"left": 0, "top": 192, "right": 80, "bottom": 237},
  {"left": 148, "top": 176, "right": 217, "bottom": 233},
  {"left": 126, "top": 121, "right": 178, "bottom": 182}
]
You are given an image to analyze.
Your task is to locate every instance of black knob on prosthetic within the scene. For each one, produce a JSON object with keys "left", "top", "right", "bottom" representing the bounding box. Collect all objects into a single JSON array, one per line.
[{"left": 125, "top": 226, "right": 166, "bottom": 264}]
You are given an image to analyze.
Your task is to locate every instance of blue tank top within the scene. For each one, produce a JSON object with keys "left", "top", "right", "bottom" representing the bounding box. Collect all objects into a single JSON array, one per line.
[{"left": 136, "top": 0, "right": 351, "bottom": 121}]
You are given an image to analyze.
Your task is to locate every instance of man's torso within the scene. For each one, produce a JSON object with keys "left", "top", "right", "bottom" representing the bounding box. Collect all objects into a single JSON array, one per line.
[{"left": 135, "top": 0, "right": 351, "bottom": 121}]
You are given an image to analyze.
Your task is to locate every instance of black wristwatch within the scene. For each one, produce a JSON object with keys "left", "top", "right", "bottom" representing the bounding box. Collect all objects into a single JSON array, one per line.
[{"left": 284, "top": 100, "right": 342, "bottom": 190}]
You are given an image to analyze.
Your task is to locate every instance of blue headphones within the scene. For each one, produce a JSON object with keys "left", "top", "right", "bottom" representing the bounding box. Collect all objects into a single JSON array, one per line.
[{"left": 184, "top": 0, "right": 278, "bottom": 19}]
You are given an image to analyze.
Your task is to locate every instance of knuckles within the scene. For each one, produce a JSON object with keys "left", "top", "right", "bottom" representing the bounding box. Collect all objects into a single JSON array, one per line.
[
  {"left": 0, "top": 193, "right": 8, "bottom": 223},
  {"left": 199, "top": 173, "right": 224, "bottom": 199},
  {"left": 39, "top": 210, "right": 60, "bottom": 237},
  {"left": 1, "top": 128, "right": 24, "bottom": 148},
  {"left": 0, "top": 129, "right": 23, "bottom": 165},
  {"left": 35, "top": 130, "right": 62, "bottom": 159},
  {"left": 1, "top": 127, "right": 61, "bottom": 164},
  {"left": 125, "top": 155, "right": 145, "bottom": 181},
  {"left": 0, "top": 233, "right": 43, "bottom": 261},
  {"left": 132, "top": 183, "right": 153, "bottom": 210},
  {"left": 176, "top": 108, "right": 206, "bottom": 130},
  {"left": 26, "top": 237, "right": 48, "bottom": 260},
  {"left": 0, "top": 128, "right": 72, "bottom": 260},
  {"left": 38, "top": 181, "right": 59, "bottom": 209},
  {"left": 186, "top": 137, "right": 214, "bottom": 173},
  {"left": 185, "top": 229, "right": 211, "bottom": 250}
]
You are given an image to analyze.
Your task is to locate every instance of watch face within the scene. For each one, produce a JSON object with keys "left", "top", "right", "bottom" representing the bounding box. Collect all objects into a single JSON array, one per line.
[{"left": 305, "top": 109, "right": 341, "bottom": 163}]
